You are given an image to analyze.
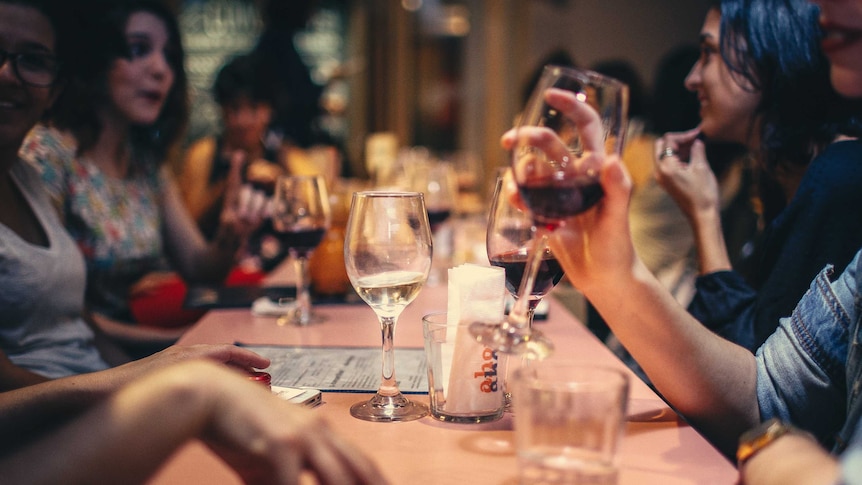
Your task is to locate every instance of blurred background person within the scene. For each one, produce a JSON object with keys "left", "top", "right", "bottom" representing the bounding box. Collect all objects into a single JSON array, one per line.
[
  {"left": 178, "top": 53, "right": 289, "bottom": 274},
  {"left": 252, "top": 0, "right": 323, "bottom": 151}
]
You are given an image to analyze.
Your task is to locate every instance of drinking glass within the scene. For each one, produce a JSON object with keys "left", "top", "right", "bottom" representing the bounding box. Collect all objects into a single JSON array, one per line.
[
  {"left": 344, "top": 191, "right": 432, "bottom": 421},
  {"left": 471, "top": 65, "right": 628, "bottom": 359},
  {"left": 412, "top": 159, "right": 457, "bottom": 286},
  {"left": 486, "top": 172, "right": 564, "bottom": 327},
  {"left": 271, "top": 175, "right": 331, "bottom": 325}
]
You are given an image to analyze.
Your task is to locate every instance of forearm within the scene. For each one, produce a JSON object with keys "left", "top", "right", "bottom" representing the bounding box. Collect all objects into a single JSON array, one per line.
[
  {"left": 741, "top": 432, "right": 838, "bottom": 485},
  {"left": 161, "top": 169, "right": 237, "bottom": 284},
  {"left": 0, "top": 360, "right": 49, "bottom": 392},
  {"left": 0, "top": 364, "right": 215, "bottom": 485},
  {"left": 0, "top": 370, "right": 117, "bottom": 455},
  {"left": 582, "top": 259, "right": 758, "bottom": 452},
  {"left": 690, "top": 207, "right": 732, "bottom": 275}
]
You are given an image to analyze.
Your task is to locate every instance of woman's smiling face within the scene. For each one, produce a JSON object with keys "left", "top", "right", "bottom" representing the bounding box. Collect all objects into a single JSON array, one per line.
[
  {"left": 105, "top": 11, "right": 175, "bottom": 126},
  {"left": 0, "top": 3, "right": 59, "bottom": 151},
  {"left": 684, "top": 8, "right": 762, "bottom": 145},
  {"left": 811, "top": 0, "right": 862, "bottom": 97}
]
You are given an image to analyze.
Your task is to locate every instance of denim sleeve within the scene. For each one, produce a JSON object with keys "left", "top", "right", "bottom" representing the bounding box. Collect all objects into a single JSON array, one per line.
[
  {"left": 688, "top": 270, "right": 758, "bottom": 349},
  {"left": 755, "top": 252, "right": 859, "bottom": 443}
]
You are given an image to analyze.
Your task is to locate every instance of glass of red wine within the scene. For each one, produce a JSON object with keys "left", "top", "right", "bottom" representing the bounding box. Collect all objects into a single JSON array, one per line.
[
  {"left": 471, "top": 65, "right": 628, "bottom": 359},
  {"left": 413, "top": 159, "right": 457, "bottom": 286},
  {"left": 487, "top": 172, "right": 564, "bottom": 327},
  {"left": 271, "top": 175, "right": 331, "bottom": 325}
]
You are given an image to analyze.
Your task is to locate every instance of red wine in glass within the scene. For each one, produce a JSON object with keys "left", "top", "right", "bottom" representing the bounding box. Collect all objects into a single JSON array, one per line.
[
  {"left": 275, "top": 227, "right": 326, "bottom": 258},
  {"left": 489, "top": 249, "right": 564, "bottom": 298},
  {"left": 427, "top": 208, "right": 452, "bottom": 232},
  {"left": 518, "top": 176, "right": 604, "bottom": 225}
]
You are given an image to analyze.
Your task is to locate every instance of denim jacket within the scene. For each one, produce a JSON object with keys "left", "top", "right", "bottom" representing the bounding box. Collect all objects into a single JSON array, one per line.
[{"left": 755, "top": 249, "right": 862, "bottom": 481}]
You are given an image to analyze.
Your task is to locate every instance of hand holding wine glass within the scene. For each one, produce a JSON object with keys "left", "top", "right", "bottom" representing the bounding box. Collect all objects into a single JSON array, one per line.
[
  {"left": 272, "top": 175, "right": 331, "bottom": 325},
  {"left": 343, "top": 191, "right": 432, "bottom": 422},
  {"left": 471, "top": 65, "right": 628, "bottom": 359}
]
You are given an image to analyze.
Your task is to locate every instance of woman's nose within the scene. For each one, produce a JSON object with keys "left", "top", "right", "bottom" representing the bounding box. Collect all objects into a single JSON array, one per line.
[{"left": 684, "top": 62, "right": 700, "bottom": 92}]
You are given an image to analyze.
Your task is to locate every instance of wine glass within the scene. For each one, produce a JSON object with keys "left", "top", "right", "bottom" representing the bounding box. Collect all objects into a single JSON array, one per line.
[
  {"left": 271, "top": 175, "right": 331, "bottom": 325},
  {"left": 471, "top": 65, "right": 628, "bottom": 359},
  {"left": 344, "top": 191, "right": 432, "bottom": 422},
  {"left": 412, "top": 159, "right": 457, "bottom": 286},
  {"left": 487, "top": 172, "right": 564, "bottom": 329}
]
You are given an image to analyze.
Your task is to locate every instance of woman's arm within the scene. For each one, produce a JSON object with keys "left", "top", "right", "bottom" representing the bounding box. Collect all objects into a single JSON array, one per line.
[
  {"left": 0, "top": 361, "right": 385, "bottom": 485},
  {"left": 161, "top": 154, "right": 268, "bottom": 284},
  {"left": 503, "top": 91, "right": 760, "bottom": 453},
  {"left": 0, "top": 344, "right": 270, "bottom": 453},
  {"left": 0, "top": 352, "right": 49, "bottom": 392},
  {"left": 654, "top": 130, "right": 733, "bottom": 275},
  {"left": 740, "top": 431, "right": 838, "bottom": 485},
  {"left": 545, "top": 159, "right": 759, "bottom": 453}
]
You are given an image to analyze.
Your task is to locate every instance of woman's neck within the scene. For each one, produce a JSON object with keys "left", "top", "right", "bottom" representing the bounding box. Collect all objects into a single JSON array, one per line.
[
  {"left": 222, "top": 134, "right": 263, "bottom": 161},
  {"left": 85, "top": 110, "right": 131, "bottom": 178}
]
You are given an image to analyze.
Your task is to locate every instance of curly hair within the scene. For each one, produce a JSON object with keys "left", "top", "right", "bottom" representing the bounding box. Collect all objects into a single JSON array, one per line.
[{"left": 47, "top": 0, "right": 188, "bottom": 166}]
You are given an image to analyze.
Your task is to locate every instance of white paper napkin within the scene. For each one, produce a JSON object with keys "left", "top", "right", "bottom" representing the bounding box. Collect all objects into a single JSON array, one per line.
[{"left": 443, "top": 264, "right": 506, "bottom": 412}]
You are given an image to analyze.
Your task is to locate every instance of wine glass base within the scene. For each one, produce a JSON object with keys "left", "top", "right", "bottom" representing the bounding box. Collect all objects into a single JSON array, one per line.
[
  {"left": 276, "top": 308, "right": 327, "bottom": 326},
  {"left": 349, "top": 397, "right": 429, "bottom": 422},
  {"left": 469, "top": 321, "right": 554, "bottom": 360}
]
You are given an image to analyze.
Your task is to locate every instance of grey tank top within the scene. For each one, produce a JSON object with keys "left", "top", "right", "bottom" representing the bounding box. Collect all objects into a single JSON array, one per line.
[{"left": 0, "top": 159, "right": 109, "bottom": 378}]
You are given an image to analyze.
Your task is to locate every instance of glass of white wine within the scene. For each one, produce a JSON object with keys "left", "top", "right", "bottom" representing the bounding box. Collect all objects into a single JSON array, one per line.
[{"left": 343, "top": 191, "right": 432, "bottom": 422}]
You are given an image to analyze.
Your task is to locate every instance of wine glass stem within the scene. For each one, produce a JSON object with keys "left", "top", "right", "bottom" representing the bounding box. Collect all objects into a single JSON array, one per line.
[
  {"left": 377, "top": 315, "right": 399, "bottom": 397},
  {"left": 292, "top": 251, "right": 312, "bottom": 324},
  {"left": 509, "top": 231, "right": 550, "bottom": 329}
]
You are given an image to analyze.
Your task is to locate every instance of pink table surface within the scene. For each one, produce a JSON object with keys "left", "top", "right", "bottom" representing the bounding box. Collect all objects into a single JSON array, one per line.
[{"left": 147, "top": 283, "right": 736, "bottom": 484}]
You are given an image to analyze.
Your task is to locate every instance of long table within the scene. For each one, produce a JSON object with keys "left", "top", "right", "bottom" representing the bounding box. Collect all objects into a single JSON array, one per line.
[{"left": 147, "top": 283, "right": 736, "bottom": 484}]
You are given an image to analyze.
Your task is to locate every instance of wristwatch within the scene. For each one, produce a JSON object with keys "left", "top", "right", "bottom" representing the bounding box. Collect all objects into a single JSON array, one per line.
[{"left": 736, "top": 418, "right": 794, "bottom": 466}]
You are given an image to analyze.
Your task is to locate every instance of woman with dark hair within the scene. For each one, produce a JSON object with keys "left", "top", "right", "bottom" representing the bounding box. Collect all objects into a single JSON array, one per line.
[
  {"left": 179, "top": 53, "right": 283, "bottom": 240},
  {"left": 654, "top": 0, "right": 862, "bottom": 351},
  {"left": 19, "top": 0, "right": 269, "bottom": 356}
]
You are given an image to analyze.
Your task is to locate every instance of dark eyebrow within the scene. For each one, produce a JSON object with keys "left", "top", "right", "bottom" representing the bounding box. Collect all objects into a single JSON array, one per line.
[
  {"left": 125, "top": 32, "right": 152, "bottom": 42},
  {"left": 14, "top": 41, "right": 54, "bottom": 55}
]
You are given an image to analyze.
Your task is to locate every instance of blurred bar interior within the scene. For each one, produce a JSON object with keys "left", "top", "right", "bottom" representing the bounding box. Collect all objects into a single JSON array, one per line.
[{"left": 171, "top": 0, "right": 709, "bottom": 203}]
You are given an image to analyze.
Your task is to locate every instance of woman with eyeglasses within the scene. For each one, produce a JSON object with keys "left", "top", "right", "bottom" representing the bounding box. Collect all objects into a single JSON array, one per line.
[{"left": 19, "top": 0, "right": 269, "bottom": 358}]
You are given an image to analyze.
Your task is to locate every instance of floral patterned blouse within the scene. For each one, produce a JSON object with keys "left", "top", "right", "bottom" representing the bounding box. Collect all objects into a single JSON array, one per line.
[{"left": 20, "top": 124, "right": 169, "bottom": 322}]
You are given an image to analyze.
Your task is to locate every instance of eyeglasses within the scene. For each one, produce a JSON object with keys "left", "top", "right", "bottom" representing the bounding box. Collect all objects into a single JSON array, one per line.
[{"left": 0, "top": 49, "right": 60, "bottom": 87}]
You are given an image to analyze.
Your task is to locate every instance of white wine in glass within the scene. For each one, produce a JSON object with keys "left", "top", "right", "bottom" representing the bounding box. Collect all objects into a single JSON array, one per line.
[{"left": 344, "top": 191, "right": 432, "bottom": 422}]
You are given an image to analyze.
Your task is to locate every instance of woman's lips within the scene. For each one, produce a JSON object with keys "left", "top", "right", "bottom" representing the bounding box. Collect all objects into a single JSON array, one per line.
[
  {"left": 820, "top": 21, "right": 862, "bottom": 54},
  {"left": 139, "top": 90, "right": 164, "bottom": 103}
]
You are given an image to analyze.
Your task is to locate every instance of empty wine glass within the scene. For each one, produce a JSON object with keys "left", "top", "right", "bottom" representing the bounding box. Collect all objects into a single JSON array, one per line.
[
  {"left": 344, "top": 191, "right": 432, "bottom": 422},
  {"left": 271, "top": 175, "right": 331, "bottom": 325},
  {"left": 471, "top": 65, "right": 628, "bottom": 359}
]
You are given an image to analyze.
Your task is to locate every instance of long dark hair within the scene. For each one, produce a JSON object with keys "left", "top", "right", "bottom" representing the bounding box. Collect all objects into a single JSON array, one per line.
[
  {"left": 717, "top": 0, "right": 862, "bottom": 217},
  {"left": 48, "top": 0, "right": 188, "bottom": 166}
]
